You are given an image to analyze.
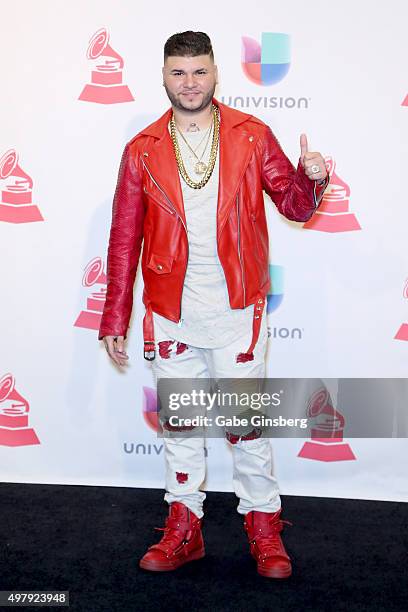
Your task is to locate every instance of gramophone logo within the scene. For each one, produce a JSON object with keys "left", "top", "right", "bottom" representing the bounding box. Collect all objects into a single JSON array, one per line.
[
  {"left": 74, "top": 256, "right": 107, "bottom": 330},
  {"left": 142, "top": 386, "right": 161, "bottom": 433},
  {"left": 0, "top": 373, "right": 40, "bottom": 447},
  {"left": 298, "top": 387, "right": 355, "bottom": 462},
  {"left": 394, "top": 278, "right": 408, "bottom": 341},
  {"left": 79, "top": 27, "right": 134, "bottom": 104},
  {"left": 267, "top": 264, "right": 284, "bottom": 313},
  {"left": 0, "top": 149, "right": 43, "bottom": 224},
  {"left": 241, "top": 33, "right": 290, "bottom": 86},
  {"left": 303, "top": 157, "right": 361, "bottom": 233}
]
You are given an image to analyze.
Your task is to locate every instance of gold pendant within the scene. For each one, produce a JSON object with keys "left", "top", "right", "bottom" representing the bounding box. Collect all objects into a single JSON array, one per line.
[{"left": 195, "top": 161, "right": 207, "bottom": 175}]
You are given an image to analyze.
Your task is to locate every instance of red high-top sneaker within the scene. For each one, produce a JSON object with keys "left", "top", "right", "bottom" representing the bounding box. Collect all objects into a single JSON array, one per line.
[
  {"left": 139, "top": 502, "right": 205, "bottom": 572},
  {"left": 243, "top": 508, "right": 292, "bottom": 578}
]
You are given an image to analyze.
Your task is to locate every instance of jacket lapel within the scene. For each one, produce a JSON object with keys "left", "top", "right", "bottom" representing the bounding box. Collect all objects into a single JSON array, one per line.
[
  {"left": 140, "top": 109, "right": 186, "bottom": 223},
  {"left": 216, "top": 101, "right": 258, "bottom": 235}
]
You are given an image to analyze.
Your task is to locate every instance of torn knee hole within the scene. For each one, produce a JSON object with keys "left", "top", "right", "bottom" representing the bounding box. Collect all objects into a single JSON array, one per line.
[
  {"left": 158, "top": 340, "right": 189, "bottom": 359},
  {"left": 236, "top": 352, "right": 254, "bottom": 363},
  {"left": 158, "top": 340, "right": 175, "bottom": 359},
  {"left": 176, "top": 342, "right": 188, "bottom": 355},
  {"left": 163, "top": 420, "right": 197, "bottom": 432},
  {"left": 225, "top": 427, "right": 263, "bottom": 444}
]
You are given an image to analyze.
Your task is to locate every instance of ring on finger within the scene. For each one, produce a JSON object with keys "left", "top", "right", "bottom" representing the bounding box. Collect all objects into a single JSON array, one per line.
[{"left": 311, "top": 164, "right": 320, "bottom": 174}]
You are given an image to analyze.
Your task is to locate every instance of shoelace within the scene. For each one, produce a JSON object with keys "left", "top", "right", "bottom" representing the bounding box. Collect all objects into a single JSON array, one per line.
[
  {"left": 252, "top": 519, "right": 293, "bottom": 558},
  {"left": 153, "top": 525, "right": 187, "bottom": 548}
]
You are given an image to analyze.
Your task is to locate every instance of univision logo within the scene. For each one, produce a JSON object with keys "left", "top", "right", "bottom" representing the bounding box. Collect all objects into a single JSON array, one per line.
[
  {"left": 267, "top": 264, "right": 284, "bottom": 313},
  {"left": 241, "top": 33, "right": 290, "bottom": 86},
  {"left": 267, "top": 265, "right": 303, "bottom": 340}
]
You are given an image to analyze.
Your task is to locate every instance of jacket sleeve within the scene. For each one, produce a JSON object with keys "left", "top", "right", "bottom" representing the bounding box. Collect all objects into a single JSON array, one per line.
[
  {"left": 98, "top": 143, "right": 144, "bottom": 341},
  {"left": 261, "top": 126, "right": 329, "bottom": 222}
]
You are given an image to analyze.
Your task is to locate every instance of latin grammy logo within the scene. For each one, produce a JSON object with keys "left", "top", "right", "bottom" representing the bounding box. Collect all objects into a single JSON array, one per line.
[
  {"left": 0, "top": 149, "right": 43, "bottom": 224},
  {"left": 0, "top": 373, "right": 40, "bottom": 447},
  {"left": 74, "top": 256, "right": 107, "bottom": 330},
  {"left": 298, "top": 386, "right": 355, "bottom": 462},
  {"left": 78, "top": 27, "right": 134, "bottom": 104},
  {"left": 394, "top": 278, "right": 408, "bottom": 341},
  {"left": 303, "top": 156, "right": 361, "bottom": 233}
]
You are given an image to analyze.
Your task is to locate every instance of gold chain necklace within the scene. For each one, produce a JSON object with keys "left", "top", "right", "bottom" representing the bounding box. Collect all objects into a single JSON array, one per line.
[
  {"left": 177, "top": 122, "right": 212, "bottom": 156},
  {"left": 176, "top": 121, "right": 213, "bottom": 175},
  {"left": 170, "top": 104, "right": 220, "bottom": 189}
]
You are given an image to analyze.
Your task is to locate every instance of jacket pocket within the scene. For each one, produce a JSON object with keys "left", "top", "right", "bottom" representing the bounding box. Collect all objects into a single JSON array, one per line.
[{"left": 147, "top": 252, "right": 174, "bottom": 274}]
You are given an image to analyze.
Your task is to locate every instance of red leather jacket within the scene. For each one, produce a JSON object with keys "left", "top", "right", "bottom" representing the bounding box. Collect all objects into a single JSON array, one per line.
[{"left": 98, "top": 99, "right": 327, "bottom": 360}]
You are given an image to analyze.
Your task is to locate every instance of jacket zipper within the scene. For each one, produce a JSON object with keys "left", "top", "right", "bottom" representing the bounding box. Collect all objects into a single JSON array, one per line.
[
  {"left": 250, "top": 213, "right": 262, "bottom": 260},
  {"left": 142, "top": 159, "right": 189, "bottom": 323},
  {"left": 143, "top": 186, "right": 175, "bottom": 216},
  {"left": 236, "top": 193, "right": 246, "bottom": 308},
  {"left": 313, "top": 181, "right": 318, "bottom": 208}
]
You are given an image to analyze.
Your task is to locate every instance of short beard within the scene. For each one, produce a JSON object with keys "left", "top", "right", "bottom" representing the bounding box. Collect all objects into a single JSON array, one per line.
[{"left": 163, "top": 83, "right": 216, "bottom": 114}]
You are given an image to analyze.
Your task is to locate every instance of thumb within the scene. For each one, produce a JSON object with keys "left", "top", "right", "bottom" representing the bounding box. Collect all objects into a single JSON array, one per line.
[
  {"left": 300, "top": 133, "right": 308, "bottom": 163},
  {"left": 115, "top": 336, "right": 126, "bottom": 354}
]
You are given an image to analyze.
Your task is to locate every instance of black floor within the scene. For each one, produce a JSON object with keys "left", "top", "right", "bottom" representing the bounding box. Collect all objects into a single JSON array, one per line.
[{"left": 0, "top": 483, "right": 407, "bottom": 612}]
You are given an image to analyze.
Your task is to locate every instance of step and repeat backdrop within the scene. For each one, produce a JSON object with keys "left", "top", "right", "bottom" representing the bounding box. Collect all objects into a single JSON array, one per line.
[{"left": 1, "top": 0, "right": 407, "bottom": 502}]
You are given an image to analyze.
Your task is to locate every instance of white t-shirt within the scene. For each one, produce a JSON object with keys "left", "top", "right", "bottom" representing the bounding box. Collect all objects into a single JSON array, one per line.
[{"left": 153, "top": 124, "right": 254, "bottom": 348}]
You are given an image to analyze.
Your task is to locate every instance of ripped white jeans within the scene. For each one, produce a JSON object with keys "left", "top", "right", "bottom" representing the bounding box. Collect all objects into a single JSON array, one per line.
[{"left": 149, "top": 309, "right": 281, "bottom": 519}]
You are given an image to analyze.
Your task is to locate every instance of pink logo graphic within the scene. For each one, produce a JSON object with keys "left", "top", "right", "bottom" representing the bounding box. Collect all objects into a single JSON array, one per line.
[
  {"left": 74, "top": 257, "right": 107, "bottom": 330},
  {"left": 79, "top": 27, "right": 134, "bottom": 104},
  {"left": 142, "top": 386, "right": 162, "bottom": 433},
  {"left": 304, "top": 157, "right": 361, "bottom": 233},
  {"left": 0, "top": 149, "right": 43, "bottom": 224},
  {"left": 394, "top": 278, "right": 408, "bottom": 341},
  {"left": 402, "top": 93, "right": 408, "bottom": 106},
  {"left": 298, "top": 387, "right": 355, "bottom": 462},
  {"left": 0, "top": 373, "right": 40, "bottom": 447}
]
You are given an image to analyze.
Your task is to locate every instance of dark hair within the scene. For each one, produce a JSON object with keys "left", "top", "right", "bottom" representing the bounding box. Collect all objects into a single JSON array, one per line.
[{"left": 164, "top": 31, "right": 214, "bottom": 61}]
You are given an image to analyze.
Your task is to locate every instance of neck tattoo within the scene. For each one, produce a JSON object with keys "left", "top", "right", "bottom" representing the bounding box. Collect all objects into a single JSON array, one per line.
[{"left": 186, "top": 122, "right": 200, "bottom": 132}]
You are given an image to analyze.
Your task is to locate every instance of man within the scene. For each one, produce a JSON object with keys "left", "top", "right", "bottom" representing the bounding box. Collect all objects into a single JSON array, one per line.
[{"left": 99, "top": 31, "right": 328, "bottom": 578}]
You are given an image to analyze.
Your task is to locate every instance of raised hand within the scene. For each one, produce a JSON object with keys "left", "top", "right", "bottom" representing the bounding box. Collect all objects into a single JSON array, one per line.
[{"left": 300, "top": 133, "right": 327, "bottom": 182}]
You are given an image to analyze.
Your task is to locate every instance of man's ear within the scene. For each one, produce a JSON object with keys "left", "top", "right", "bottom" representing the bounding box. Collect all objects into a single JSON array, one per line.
[
  {"left": 161, "top": 66, "right": 165, "bottom": 85},
  {"left": 214, "top": 64, "right": 219, "bottom": 85}
]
